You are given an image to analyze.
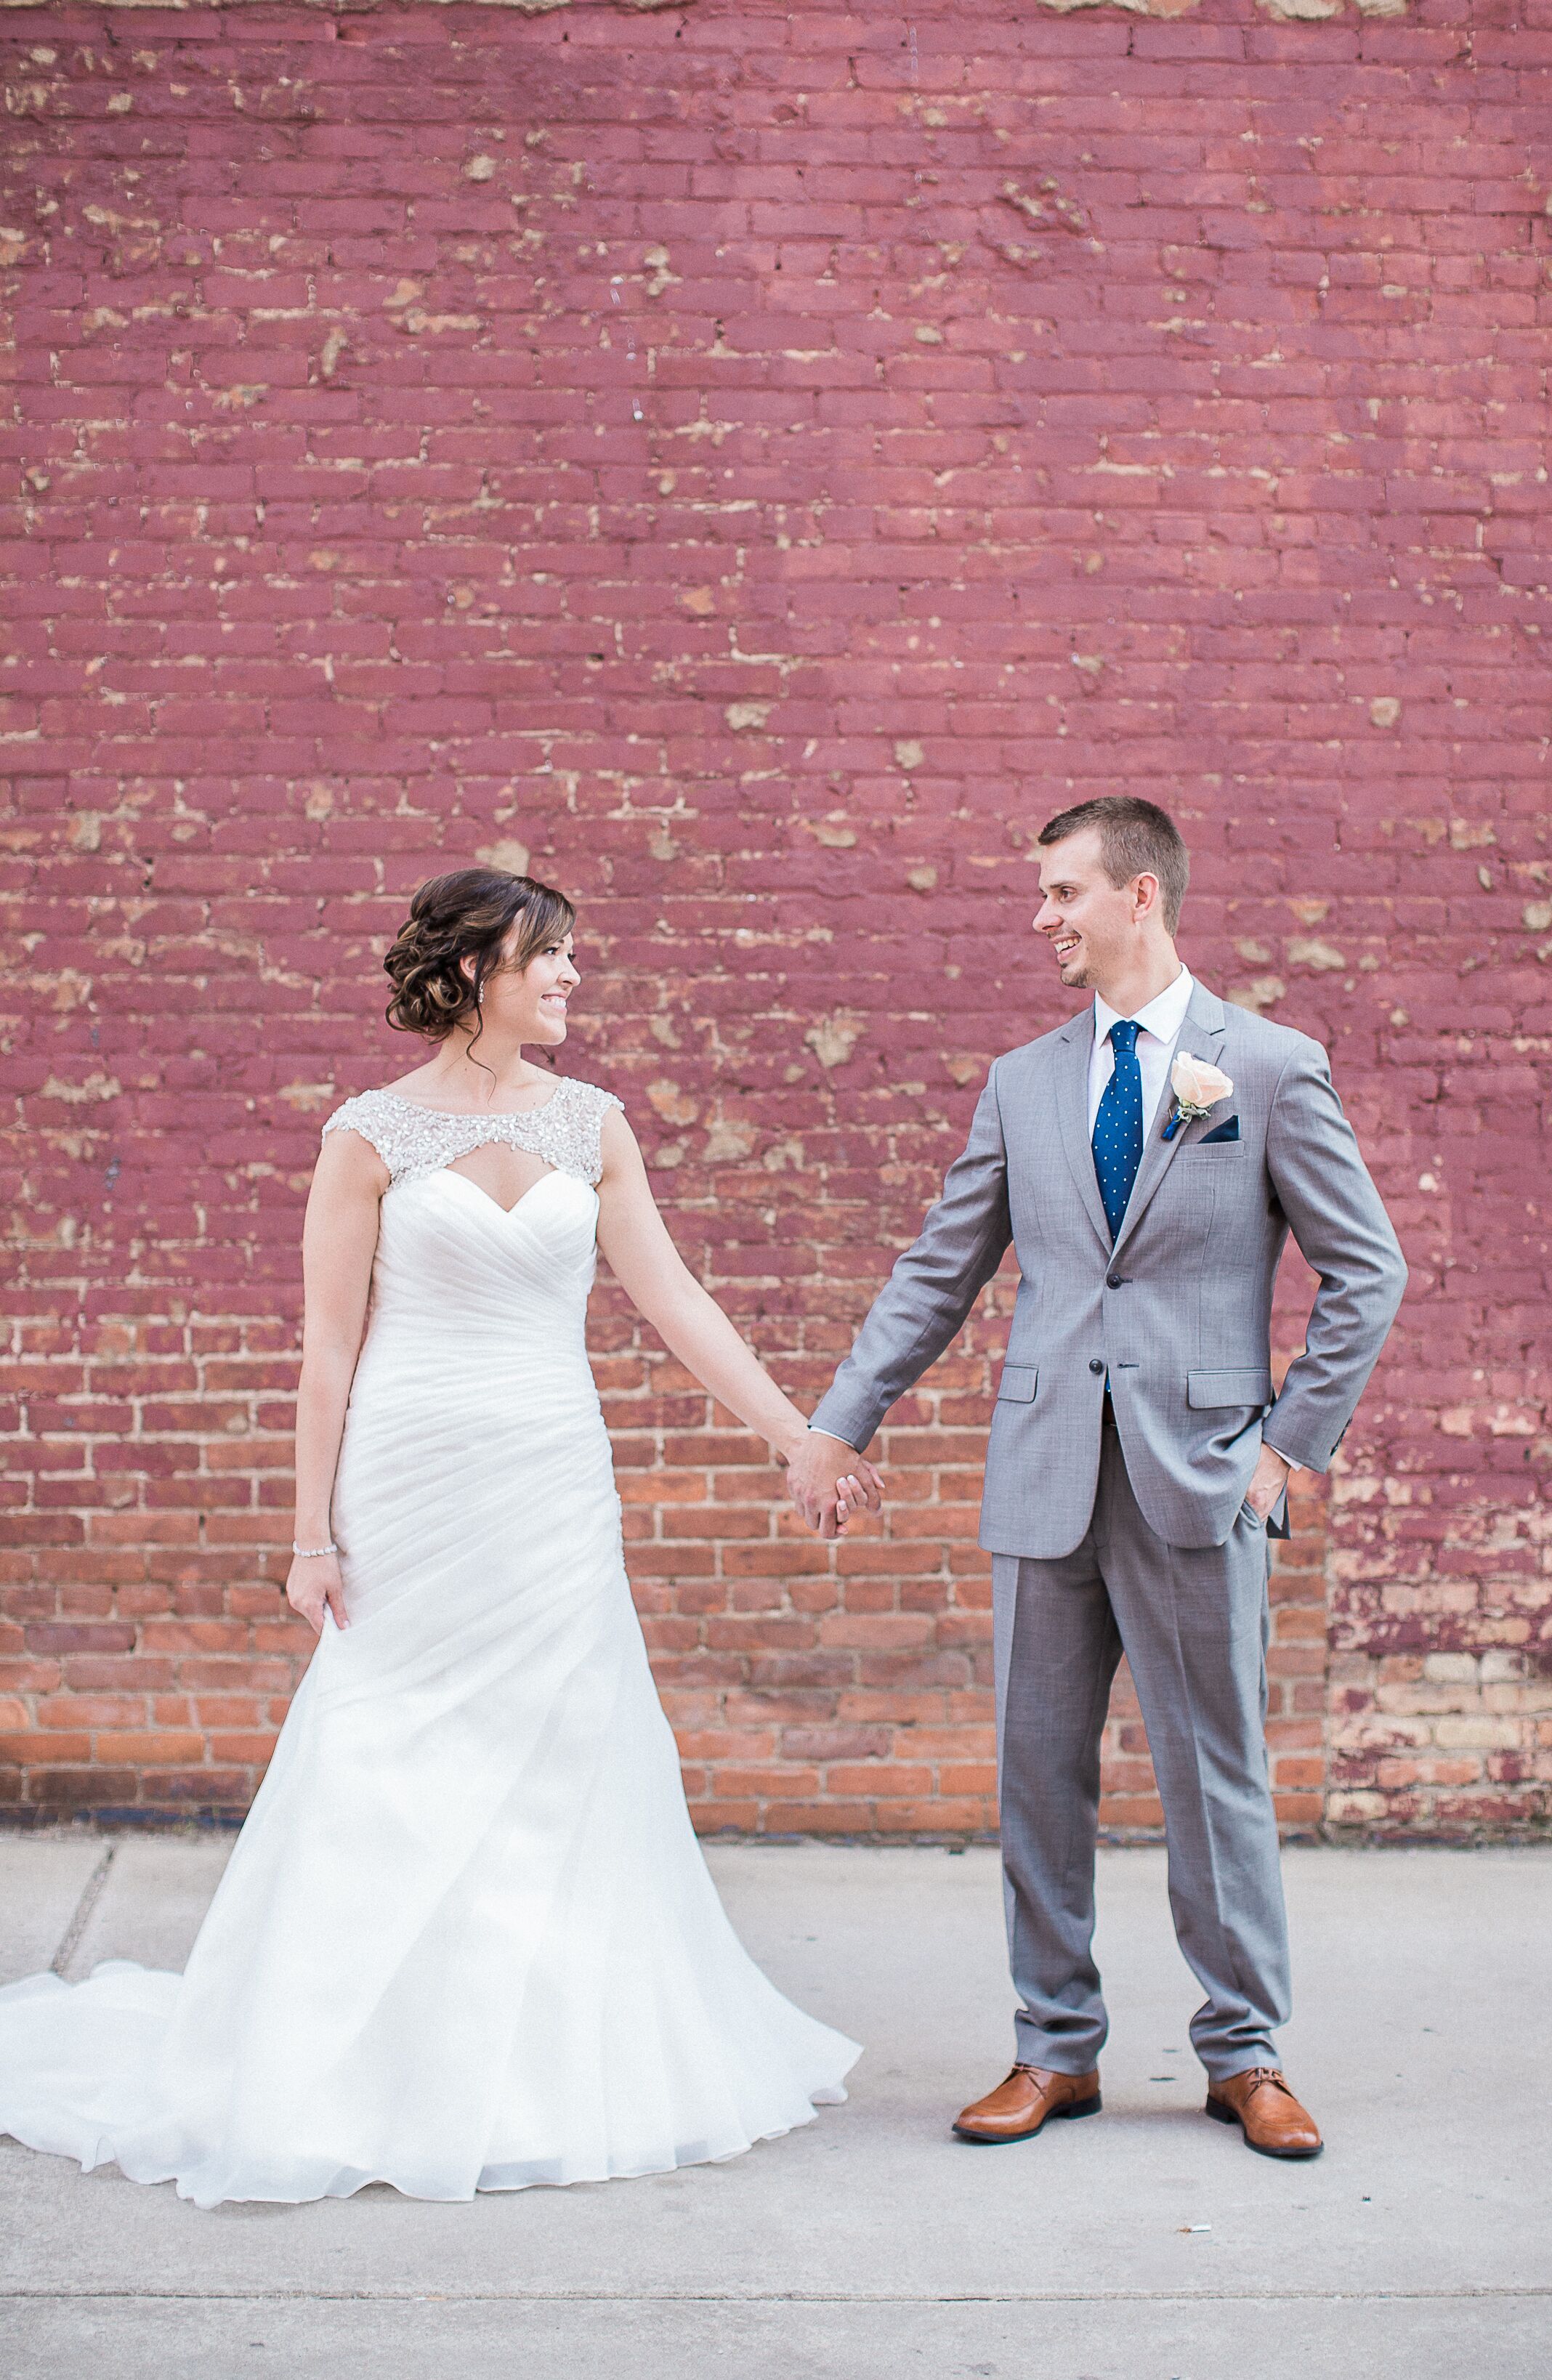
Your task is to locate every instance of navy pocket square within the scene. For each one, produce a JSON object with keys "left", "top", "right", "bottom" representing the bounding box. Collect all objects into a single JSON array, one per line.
[{"left": 1200, "top": 1115, "right": 1240, "bottom": 1143}]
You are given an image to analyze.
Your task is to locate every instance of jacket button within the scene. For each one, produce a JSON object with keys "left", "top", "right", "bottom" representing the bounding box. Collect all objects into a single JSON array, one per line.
[
  {"left": 1106, "top": 1274, "right": 1123, "bottom": 1290},
  {"left": 1088, "top": 1358, "right": 1104, "bottom": 1375}
]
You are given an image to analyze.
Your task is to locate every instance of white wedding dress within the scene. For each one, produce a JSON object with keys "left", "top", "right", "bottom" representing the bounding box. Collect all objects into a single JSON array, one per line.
[{"left": 0, "top": 1078, "right": 858, "bottom": 2207}]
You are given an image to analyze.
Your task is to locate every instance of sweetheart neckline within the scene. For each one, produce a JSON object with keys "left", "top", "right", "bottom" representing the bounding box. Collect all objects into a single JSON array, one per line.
[{"left": 411, "top": 1165, "right": 596, "bottom": 1221}]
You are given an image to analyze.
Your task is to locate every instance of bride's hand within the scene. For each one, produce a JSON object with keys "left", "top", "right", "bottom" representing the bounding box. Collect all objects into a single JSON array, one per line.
[
  {"left": 831, "top": 1467, "right": 882, "bottom": 1537},
  {"left": 286, "top": 1550, "right": 349, "bottom": 1635},
  {"left": 784, "top": 1431, "right": 879, "bottom": 1537}
]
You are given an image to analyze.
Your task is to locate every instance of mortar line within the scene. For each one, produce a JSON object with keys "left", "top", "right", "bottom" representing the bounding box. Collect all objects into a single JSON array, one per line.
[{"left": 47, "top": 1844, "right": 116, "bottom": 1979}]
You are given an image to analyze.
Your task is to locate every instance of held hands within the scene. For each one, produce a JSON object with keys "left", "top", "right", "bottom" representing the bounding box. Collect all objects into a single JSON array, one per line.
[
  {"left": 784, "top": 1428, "right": 886, "bottom": 1540},
  {"left": 285, "top": 1549, "right": 349, "bottom": 1635}
]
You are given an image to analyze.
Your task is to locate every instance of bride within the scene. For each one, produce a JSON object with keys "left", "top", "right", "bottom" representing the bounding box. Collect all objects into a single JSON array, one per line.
[{"left": 0, "top": 866, "right": 876, "bottom": 2208}]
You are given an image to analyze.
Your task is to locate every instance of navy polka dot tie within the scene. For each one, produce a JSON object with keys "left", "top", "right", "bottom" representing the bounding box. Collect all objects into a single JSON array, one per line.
[{"left": 1091, "top": 1019, "right": 1144, "bottom": 1241}]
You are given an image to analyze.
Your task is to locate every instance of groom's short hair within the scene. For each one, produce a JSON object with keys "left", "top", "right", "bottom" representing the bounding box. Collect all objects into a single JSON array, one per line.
[{"left": 1036, "top": 797, "right": 1189, "bottom": 934}]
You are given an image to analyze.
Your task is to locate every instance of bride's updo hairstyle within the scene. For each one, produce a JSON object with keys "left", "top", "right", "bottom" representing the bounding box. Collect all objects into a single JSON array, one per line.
[{"left": 383, "top": 867, "right": 575, "bottom": 1042}]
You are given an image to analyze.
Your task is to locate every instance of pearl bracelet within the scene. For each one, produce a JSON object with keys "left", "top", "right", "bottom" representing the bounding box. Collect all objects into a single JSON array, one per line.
[{"left": 291, "top": 1540, "right": 339, "bottom": 1559}]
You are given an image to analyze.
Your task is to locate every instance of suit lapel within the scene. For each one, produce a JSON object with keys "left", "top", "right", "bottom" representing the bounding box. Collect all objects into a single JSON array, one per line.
[
  {"left": 1052, "top": 1010, "right": 1112, "bottom": 1252},
  {"left": 1111, "top": 979, "right": 1228, "bottom": 1260}
]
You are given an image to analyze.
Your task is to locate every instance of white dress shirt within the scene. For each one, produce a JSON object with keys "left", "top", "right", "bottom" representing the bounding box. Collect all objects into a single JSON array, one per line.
[{"left": 1087, "top": 966, "right": 1195, "bottom": 1136}]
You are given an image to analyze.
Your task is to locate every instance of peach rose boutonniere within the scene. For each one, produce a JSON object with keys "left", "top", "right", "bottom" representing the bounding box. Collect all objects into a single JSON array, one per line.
[{"left": 1162, "top": 1053, "right": 1234, "bottom": 1143}]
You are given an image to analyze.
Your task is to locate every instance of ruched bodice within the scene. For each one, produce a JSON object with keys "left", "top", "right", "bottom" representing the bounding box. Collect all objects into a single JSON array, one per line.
[
  {"left": 332, "top": 1167, "right": 618, "bottom": 1640},
  {"left": 359, "top": 1167, "right": 601, "bottom": 1376},
  {"left": 0, "top": 1079, "right": 858, "bottom": 2206}
]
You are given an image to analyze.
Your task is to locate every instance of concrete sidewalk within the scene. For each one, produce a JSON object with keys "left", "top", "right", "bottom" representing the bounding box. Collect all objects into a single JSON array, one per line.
[{"left": 1, "top": 1837, "right": 1548, "bottom": 2379}]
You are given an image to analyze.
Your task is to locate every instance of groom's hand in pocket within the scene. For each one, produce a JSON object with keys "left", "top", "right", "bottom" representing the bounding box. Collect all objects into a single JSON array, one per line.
[
  {"left": 785, "top": 1430, "right": 885, "bottom": 1539},
  {"left": 1245, "top": 1444, "right": 1292, "bottom": 1523}
]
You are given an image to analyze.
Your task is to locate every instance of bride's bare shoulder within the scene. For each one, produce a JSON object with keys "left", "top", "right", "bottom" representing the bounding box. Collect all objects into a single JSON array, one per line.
[{"left": 594, "top": 1092, "right": 634, "bottom": 1148}]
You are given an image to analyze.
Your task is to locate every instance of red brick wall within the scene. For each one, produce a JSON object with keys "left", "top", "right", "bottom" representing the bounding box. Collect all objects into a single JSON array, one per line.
[{"left": 3, "top": 0, "right": 1548, "bottom": 1838}]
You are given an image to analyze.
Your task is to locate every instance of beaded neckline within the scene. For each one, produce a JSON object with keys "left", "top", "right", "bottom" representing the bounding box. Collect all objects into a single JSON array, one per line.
[{"left": 323, "top": 1076, "right": 622, "bottom": 1191}]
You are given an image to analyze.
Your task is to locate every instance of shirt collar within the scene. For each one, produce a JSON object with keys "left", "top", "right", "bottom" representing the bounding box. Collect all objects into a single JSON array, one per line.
[{"left": 1094, "top": 966, "right": 1193, "bottom": 1048}]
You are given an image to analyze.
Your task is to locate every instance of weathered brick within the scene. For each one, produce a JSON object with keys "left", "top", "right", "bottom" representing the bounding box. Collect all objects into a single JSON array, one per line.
[{"left": 1, "top": 0, "right": 1544, "bottom": 1843}]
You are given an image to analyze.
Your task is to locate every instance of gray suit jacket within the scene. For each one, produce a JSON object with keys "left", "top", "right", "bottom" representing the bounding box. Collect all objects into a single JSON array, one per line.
[{"left": 811, "top": 979, "right": 1407, "bottom": 1559}]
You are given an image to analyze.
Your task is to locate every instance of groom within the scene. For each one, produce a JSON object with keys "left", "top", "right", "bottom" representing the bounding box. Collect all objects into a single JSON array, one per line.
[{"left": 788, "top": 798, "right": 1405, "bottom": 2158}]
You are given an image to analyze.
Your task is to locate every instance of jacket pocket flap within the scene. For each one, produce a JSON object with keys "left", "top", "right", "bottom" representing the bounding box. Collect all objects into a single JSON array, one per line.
[
  {"left": 996, "top": 1364, "right": 1038, "bottom": 1404},
  {"left": 1187, "top": 1368, "right": 1274, "bottom": 1409}
]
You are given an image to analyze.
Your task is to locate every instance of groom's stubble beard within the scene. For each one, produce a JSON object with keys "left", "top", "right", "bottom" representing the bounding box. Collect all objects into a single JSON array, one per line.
[{"left": 1045, "top": 936, "right": 1097, "bottom": 991}]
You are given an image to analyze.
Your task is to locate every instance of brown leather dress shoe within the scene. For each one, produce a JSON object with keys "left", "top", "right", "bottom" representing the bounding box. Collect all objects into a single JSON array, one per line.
[
  {"left": 953, "top": 2063, "right": 1102, "bottom": 2143},
  {"left": 1205, "top": 2067, "right": 1322, "bottom": 2160}
]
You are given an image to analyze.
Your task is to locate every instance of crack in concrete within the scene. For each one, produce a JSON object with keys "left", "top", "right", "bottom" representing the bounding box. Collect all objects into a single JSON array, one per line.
[{"left": 47, "top": 1844, "right": 116, "bottom": 1979}]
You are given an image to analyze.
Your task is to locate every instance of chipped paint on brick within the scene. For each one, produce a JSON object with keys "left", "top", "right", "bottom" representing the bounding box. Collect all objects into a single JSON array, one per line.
[{"left": 0, "top": 0, "right": 1540, "bottom": 1841}]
